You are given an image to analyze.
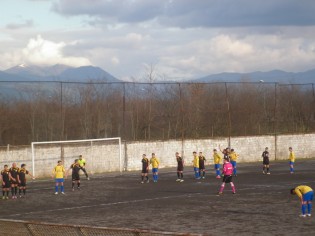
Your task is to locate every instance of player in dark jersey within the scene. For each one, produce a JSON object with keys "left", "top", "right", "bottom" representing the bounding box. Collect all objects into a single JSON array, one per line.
[
  {"left": 66, "top": 159, "right": 83, "bottom": 191},
  {"left": 1, "top": 165, "right": 11, "bottom": 200},
  {"left": 176, "top": 152, "right": 184, "bottom": 182},
  {"left": 18, "top": 164, "right": 35, "bottom": 197},
  {"left": 9, "top": 163, "right": 20, "bottom": 199},
  {"left": 262, "top": 147, "right": 270, "bottom": 174},
  {"left": 141, "top": 154, "right": 150, "bottom": 184},
  {"left": 198, "top": 152, "right": 206, "bottom": 179}
]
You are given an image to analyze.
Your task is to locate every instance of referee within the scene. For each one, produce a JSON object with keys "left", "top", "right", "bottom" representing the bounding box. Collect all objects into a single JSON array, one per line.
[{"left": 78, "top": 155, "right": 90, "bottom": 180}]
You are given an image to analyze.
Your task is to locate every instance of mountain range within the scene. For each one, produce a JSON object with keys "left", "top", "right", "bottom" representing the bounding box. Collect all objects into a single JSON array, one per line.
[
  {"left": 0, "top": 64, "right": 120, "bottom": 82},
  {"left": 1, "top": 64, "right": 315, "bottom": 84}
]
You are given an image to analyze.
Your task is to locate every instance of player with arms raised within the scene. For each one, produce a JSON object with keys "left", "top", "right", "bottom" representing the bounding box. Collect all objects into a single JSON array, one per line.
[{"left": 66, "top": 159, "right": 83, "bottom": 191}]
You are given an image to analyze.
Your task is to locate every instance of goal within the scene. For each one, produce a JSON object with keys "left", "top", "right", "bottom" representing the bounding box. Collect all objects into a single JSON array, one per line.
[{"left": 31, "top": 137, "right": 122, "bottom": 178}]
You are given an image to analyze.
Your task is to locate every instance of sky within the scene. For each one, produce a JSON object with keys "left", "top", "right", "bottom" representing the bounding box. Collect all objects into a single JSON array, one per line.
[{"left": 1, "top": 0, "right": 315, "bottom": 81}]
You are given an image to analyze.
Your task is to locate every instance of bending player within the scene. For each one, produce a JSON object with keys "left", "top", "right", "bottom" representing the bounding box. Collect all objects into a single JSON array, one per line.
[
  {"left": 78, "top": 155, "right": 90, "bottom": 180},
  {"left": 262, "top": 147, "right": 270, "bottom": 174},
  {"left": 289, "top": 147, "right": 295, "bottom": 174},
  {"left": 213, "top": 149, "right": 222, "bottom": 179},
  {"left": 52, "top": 160, "right": 66, "bottom": 195},
  {"left": 66, "top": 159, "right": 82, "bottom": 191},
  {"left": 1, "top": 165, "right": 11, "bottom": 200},
  {"left": 150, "top": 153, "right": 160, "bottom": 183},
  {"left": 18, "top": 164, "right": 35, "bottom": 198},
  {"left": 141, "top": 154, "right": 150, "bottom": 184},
  {"left": 176, "top": 152, "right": 184, "bottom": 182},
  {"left": 218, "top": 157, "right": 236, "bottom": 195},
  {"left": 198, "top": 152, "right": 206, "bottom": 179},
  {"left": 291, "top": 185, "right": 313, "bottom": 217},
  {"left": 9, "top": 163, "right": 20, "bottom": 199}
]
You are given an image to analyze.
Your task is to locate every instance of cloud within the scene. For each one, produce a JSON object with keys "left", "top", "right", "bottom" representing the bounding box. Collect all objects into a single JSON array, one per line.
[
  {"left": 6, "top": 20, "right": 34, "bottom": 30},
  {"left": 21, "top": 35, "right": 91, "bottom": 67},
  {"left": 52, "top": 0, "right": 315, "bottom": 28}
]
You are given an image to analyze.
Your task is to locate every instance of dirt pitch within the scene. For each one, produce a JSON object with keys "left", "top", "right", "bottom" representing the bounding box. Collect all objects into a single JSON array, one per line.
[{"left": 1, "top": 159, "right": 315, "bottom": 236}]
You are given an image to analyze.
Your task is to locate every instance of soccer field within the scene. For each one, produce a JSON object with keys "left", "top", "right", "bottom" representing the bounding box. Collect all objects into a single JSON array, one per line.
[{"left": 1, "top": 159, "right": 315, "bottom": 236}]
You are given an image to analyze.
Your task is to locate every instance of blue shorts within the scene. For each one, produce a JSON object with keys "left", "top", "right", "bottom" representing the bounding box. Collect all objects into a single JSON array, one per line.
[
  {"left": 152, "top": 168, "right": 158, "bottom": 173},
  {"left": 194, "top": 167, "right": 199, "bottom": 172},
  {"left": 231, "top": 161, "right": 237, "bottom": 167},
  {"left": 289, "top": 161, "right": 294, "bottom": 165},
  {"left": 55, "top": 178, "right": 64, "bottom": 183},
  {"left": 214, "top": 164, "right": 220, "bottom": 169},
  {"left": 303, "top": 191, "right": 314, "bottom": 201}
]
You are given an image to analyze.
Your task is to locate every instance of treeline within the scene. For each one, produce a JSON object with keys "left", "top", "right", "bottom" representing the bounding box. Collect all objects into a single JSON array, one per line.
[{"left": 0, "top": 81, "right": 314, "bottom": 145}]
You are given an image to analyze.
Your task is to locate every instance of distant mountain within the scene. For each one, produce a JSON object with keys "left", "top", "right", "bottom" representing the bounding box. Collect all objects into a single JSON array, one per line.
[
  {"left": 1, "top": 64, "right": 120, "bottom": 82},
  {"left": 193, "top": 69, "right": 315, "bottom": 84}
]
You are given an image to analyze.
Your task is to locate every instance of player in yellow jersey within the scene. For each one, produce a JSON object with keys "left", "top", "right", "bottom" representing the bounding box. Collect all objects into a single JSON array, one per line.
[
  {"left": 52, "top": 160, "right": 66, "bottom": 195},
  {"left": 192, "top": 152, "right": 200, "bottom": 179},
  {"left": 291, "top": 185, "right": 313, "bottom": 217},
  {"left": 213, "top": 149, "right": 222, "bottom": 179},
  {"left": 229, "top": 149, "right": 239, "bottom": 176},
  {"left": 288, "top": 147, "right": 295, "bottom": 174},
  {"left": 78, "top": 155, "right": 90, "bottom": 180},
  {"left": 150, "top": 153, "right": 160, "bottom": 183}
]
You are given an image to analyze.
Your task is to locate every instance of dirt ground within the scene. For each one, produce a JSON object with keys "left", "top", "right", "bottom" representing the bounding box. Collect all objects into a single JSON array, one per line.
[{"left": 1, "top": 159, "right": 315, "bottom": 236}]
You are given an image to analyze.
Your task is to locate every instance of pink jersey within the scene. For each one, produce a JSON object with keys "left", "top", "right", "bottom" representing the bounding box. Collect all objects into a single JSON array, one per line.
[{"left": 223, "top": 162, "right": 233, "bottom": 175}]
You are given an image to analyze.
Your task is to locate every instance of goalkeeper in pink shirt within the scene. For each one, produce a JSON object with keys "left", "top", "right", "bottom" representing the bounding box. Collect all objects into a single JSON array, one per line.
[{"left": 218, "top": 157, "right": 236, "bottom": 195}]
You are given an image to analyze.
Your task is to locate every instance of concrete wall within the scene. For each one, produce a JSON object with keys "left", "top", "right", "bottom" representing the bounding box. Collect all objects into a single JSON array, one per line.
[{"left": 1, "top": 134, "right": 315, "bottom": 177}]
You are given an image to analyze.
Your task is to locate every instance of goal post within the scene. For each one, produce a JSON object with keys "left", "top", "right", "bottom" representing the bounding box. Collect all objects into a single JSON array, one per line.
[{"left": 31, "top": 137, "right": 122, "bottom": 178}]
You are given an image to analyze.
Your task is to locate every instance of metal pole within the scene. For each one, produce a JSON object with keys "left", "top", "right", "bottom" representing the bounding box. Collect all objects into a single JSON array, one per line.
[
  {"left": 123, "top": 83, "right": 126, "bottom": 140},
  {"left": 60, "top": 82, "right": 63, "bottom": 140},
  {"left": 225, "top": 83, "right": 231, "bottom": 148},
  {"left": 274, "top": 83, "right": 278, "bottom": 160}
]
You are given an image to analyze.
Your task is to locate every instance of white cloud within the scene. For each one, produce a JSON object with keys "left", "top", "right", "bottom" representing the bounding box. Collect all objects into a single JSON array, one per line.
[{"left": 21, "top": 35, "right": 91, "bottom": 67}]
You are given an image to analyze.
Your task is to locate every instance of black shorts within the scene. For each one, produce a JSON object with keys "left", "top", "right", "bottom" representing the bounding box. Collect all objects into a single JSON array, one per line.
[
  {"left": 2, "top": 181, "right": 11, "bottom": 188},
  {"left": 263, "top": 159, "right": 270, "bottom": 165},
  {"left": 11, "top": 180, "right": 18, "bottom": 185},
  {"left": 19, "top": 181, "right": 26, "bottom": 187},
  {"left": 141, "top": 168, "right": 148, "bottom": 174},
  {"left": 199, "top": 164, "right": 205, "bottom": 170},
  {"left": 177, "top": 165, "right": 184, "bottom": 172},
  {"left": 72, "top": 174, "right": 80, "bottom": 181},
  {"left": 223, "top": 175, "right": 233, "bottom": 183}
]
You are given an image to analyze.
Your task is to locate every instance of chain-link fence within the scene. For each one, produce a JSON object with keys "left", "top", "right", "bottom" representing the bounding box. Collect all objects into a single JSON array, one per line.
[
  {"left": 0, "top": 219, "right": 204, "bottom": 236},
  {"left": 0, "top": 81, "right": 314, "bottom": 145}
]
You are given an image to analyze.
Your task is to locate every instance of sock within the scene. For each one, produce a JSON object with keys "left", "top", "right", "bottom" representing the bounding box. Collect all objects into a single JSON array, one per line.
[
  {"left": 302, "top": 204, "right": 306, "bottom": 215},
  {"left": 263, "top": 166, "right": 265, "bottom": 172},
  {"left": 2, "top": 190, "right": 5, "bottom": 196},
  {"left": 177, "top": 172, "right": 180, "bottom": 178},
  {"left": 72, "top": 182, "right": 75, "bottom": 188},
  {"left": 55, "top": 186, "right": 58, "bottom": 192},
  {"left": 216, "top": 170, "right": 220, "bottom": 176},
  {"left": 290, "top": 167, "right": 294, "bottom": 172},
  {"left": 6, "top": 191, "right": 9, "bottom": 196},
  {"left": 180, "top": 173, "right": 183, "bottom": 179},
  {"left": 231, "top": 183, "right": 236, "bottom": 193},
  {"left": 23, "top": 189, "right": 26, "bottom": 195},
  {"left": 141, "top": 176, "right": 144, "bottom": 181},
  {"left": 15, "top": 187, "right": 17, "bottom": 195},
  {"left": 11, "top": 188, "right": 14, "bottom": 196},
  {"left": 61, "top": 186, "right": 64, "bottom": 192},
  {"left": 219, "top": 183, "right": 225, "bottom": 193},
  {"left": 203, "top": 171, "right": 205, "bottom": 177},
  {"left": 267, "top": 167, "right": 269, "bottom": 172},
  {"left": 146, "top": 176, "right": 149, "bottom": 181},
  {"left": 308, "top": 203, "right": 312, "bottom": 214},
  {"left": 233, "top": 169, "right": 237, "bottom": 175},
  {"left": 156, "top": 174, "right": 159, "bottom": 180},
  {"left": 77, "top": 182, "right": 80, "bottom": 188}
]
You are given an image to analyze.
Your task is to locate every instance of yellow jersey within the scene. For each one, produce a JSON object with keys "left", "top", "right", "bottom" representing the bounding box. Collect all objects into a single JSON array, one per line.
[
  {"left": 150, "top": 157, "right": 160, "bottom": 168},
  {"left": 230, "top": 151, "right": 238, "bottom": 161},
  {"left": 193, "top": 155, "right": 199, "bottom": 168},
  {"left": 213, "top": 153, "right": 222, "bottom": 164},
  {"left": 78, "top": 158, "right": 86, "bottom": 167},
  {"left": 295, "top": 186, "right": 313, "bottom": 198},
  {"left": 53, "top": 165, "right": 65, "bottom": 179},
  {"left": 289, "top": 152, "right": 295, "bottom": 162}
]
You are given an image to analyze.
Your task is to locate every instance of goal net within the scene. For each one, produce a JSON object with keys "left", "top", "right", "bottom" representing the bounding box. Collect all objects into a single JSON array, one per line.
[{"left": 31, "top": 137, "right": 122, "bottom": 178}]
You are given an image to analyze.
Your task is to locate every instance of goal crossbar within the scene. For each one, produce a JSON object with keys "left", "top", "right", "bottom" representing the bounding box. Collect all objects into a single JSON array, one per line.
[{"left": 31, "top": 137, "right": 122, "bottom": 177}]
